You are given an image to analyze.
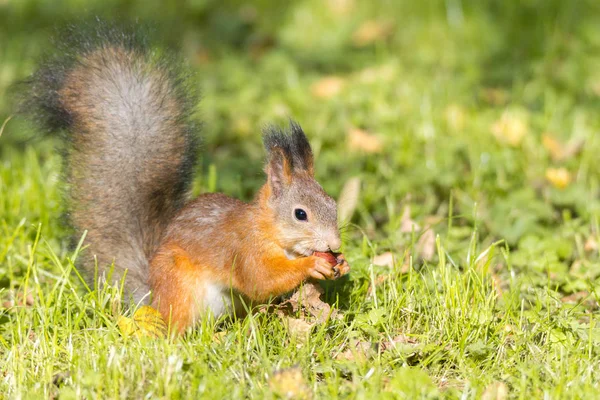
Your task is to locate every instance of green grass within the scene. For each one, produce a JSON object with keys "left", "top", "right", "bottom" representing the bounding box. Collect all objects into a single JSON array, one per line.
[{"left": 2, "top": 0, "right": 600, "bottom": 398}]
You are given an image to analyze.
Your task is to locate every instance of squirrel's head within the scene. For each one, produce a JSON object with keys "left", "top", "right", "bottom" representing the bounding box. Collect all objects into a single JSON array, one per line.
[{"left": 262, "top": 121, "right": 341, "bottom": 258}]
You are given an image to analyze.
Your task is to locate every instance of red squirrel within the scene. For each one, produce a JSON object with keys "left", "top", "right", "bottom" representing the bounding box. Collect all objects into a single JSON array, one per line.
[{"left": 21, "top": 22, "right": 349, "bottom": 332}]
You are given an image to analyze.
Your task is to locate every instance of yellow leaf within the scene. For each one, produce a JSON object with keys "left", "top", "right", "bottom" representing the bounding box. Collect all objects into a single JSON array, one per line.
[
  {"left": 310, "top": 76, "right": 345, "bottom": 99},
  {"left": 348, "top": 127, "right": 383, "bottom": 154},
  {"left": 327, "top": 0, "right": 355, "bottom": 16},
  {"left": 118, "top": 306, "right": 167, "bottom": 339},
  {"left": 269, "top": 367, "right": 313, "bottom": 399},
  {"left": 482, "top": 381, "right": 508, "bottom": 400},
  {"left": 542, "top": 134, "right": 563, "bottom": 160},
  {"left": 352, "top": 20, "right": 394, "bottom": 47},
  {"left": 545, "top": 167, "right": 571, "bottom": 189},
  {"left": 542, "top": 133, "right": 583, "bottom": 161},
  {"left": 491, "top": 111, "right": 528, "bottom": 146}
]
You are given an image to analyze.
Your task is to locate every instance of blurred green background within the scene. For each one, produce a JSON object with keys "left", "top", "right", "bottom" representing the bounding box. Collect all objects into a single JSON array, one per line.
[{"left": 2, "top": 0, "right": 600, "bottom": 302}]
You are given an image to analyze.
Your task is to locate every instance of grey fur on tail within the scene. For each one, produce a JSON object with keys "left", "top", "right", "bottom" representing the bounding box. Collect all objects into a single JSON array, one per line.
[{"left": 20, "top": 21, "right": 200, "bottom": 303}]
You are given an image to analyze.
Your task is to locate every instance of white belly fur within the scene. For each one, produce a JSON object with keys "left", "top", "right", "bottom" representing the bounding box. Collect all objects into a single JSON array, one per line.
[{"left": 202, "top": 281, "right": 232, "bottom": 318}]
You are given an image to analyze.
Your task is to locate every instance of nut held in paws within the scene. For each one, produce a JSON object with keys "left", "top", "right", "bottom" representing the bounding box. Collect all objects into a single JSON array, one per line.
[{"left": 313, "top": 251, "right": 340, "bottom": 267}]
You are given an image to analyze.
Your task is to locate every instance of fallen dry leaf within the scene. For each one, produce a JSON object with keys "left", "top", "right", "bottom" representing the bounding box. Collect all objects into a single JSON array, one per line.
[
  {"left": 117, "top": 306, "right": 167, "bottom": 339},
  {"left": 560, "top": 291, "right": 598, "bottom": 309},
  {"left": 286, "top": 281, "right": 334, "bottom": 323},
  {"left": 482, "top": 381, "right": 508, "bottom": 400},
  {"left": 400, "top": 205, "right": 420, "bottom": 233},
  {"left": 348, "top": 127, "right": 383, "bottom": 154},
  {"left": 286, "top": 317, "right": 315, "bottom": 343},
  {"left": 335, "top": 339, "right": 373, "bottom": 361},
  {"left": 310, "top": 76, "right": 345, "bottom": 99},
  {"left": 584, "top": 236, "right": 598, "bottom": 252},
  {"left": 2, "top": 290, "right": 35, "bottom": 309},
  {"left": 417, "top": 228, "right": 436, "bottom": 261},
  {"left": 373, "top": 252, "right": 395, "bottom": 268},
  {"left": 352, "top": 20, "right": 394, "bottom": 47},
  {"left": 379, "top": 334, "right": 419, "bottom": 352},
  {"left": 542, "top": 133, "right": 584, "bottom": 162},
  {"left": 269, "top": 366, "right": 313, "bottom": 399},
  {"left": 545, "top": 167, "right": 571, "bottom": 189},
  {"left": 492, "top": 111, "right": 528, "bottom": 147},
  {"left": 338, "top": 177, "right": 361, "bottom": 223},
  {"left": 541, "top": 134, "right": 563, "bottom": 161}
]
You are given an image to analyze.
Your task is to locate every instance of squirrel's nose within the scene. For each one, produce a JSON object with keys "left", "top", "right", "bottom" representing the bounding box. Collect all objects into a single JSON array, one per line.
[{"left": 327, "top": 235, "right": 342, "bottom": 252}]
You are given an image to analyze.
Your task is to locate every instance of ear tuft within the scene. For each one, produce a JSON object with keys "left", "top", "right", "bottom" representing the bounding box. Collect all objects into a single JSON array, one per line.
[{"left": 263, "top": 120, "right": 314, "bottom": 176}]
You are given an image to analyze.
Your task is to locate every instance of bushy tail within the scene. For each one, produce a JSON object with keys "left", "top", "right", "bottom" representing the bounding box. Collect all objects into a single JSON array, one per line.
[{"left": 21, "top": 22, "right": 199, "bottom": 303}]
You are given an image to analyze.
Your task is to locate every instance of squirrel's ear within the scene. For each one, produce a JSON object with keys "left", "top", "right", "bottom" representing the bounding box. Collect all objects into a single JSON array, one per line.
[{"left": 266, "top": 147, "right": 293, "bottom": 197}]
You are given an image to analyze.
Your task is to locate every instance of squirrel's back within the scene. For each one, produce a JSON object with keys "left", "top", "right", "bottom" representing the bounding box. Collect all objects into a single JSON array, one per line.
[{"left": 22, "top": 23, "right": 199, "bottom": 302}]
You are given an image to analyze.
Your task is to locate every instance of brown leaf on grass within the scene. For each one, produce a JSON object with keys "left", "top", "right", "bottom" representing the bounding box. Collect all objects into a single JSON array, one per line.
[
  {"left": 545, "top": 167, "right": 571, "bottom": 189},
  {"left": 417, "top": 228, "right": 436, "bottom": 261},
  {"left": 542, "top": 133, "right": 584, "bottom": 162},
  {"left": 310, "top": 76, "right": 345, "bottom": 99},
  {"left": 2, "top": 290, "right": 35, "bottom": 309},
  {"left": 541, "top": 134, "right": 563, "bottom": 161},
  {"left": 348, "top": 127, "right": 383, "bottom": 154},
  {"left": 584, "top": 236, "right": 598, "bottom": 253},
  {"left": 379, "top": 334, "right": 419, "bottom": 352},
  {"left": 213, "top": 331, "right": 227, "bottom": 344},
  {"left": 286, "top": 317, "right": 315, "bottom": 343},
  {"left": 285, "top": 281, "right": 335, "bottom": 323},
  {"left": 372, "top": 252, "right": 395, "bottom": 268},
  {"left": 352, "top": 20, "right": 394, "bottom": 47},
  {"left": 269, "top": 366, "right": 313, "bottom": 399},
  {"left": 338, "top": 177, "right": 361, "bottom": 223},
  {"left": 400, "top": 205, "right": 420, "bottom": 233},
  {"left": 335, "top": 339, "right": 373, "bottom": 361},
  {"left": 337, "top": 334, "right": 419, "bottom": 361},
  {"left": 560, "top": 291, "right": 598, "bottom": 309},
  {"left": 491, "top": 111, "right": 528, "bottom": 147},
  {"left": 482, "top": 381, "right": 508, "bottom": 400}
]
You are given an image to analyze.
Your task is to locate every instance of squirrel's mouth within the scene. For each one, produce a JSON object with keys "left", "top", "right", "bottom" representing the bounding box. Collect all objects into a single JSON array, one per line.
[
  {"left": 284, "top": 248, "right": 313, "bottom": 260},
  {"left": 285, "top": 242, "right": 329, "bottom": 260}
]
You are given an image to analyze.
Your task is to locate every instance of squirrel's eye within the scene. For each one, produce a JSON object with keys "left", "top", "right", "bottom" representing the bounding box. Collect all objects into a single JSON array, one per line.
[{"left": 294, "top": 208, "right": 308, "bottom": 221}]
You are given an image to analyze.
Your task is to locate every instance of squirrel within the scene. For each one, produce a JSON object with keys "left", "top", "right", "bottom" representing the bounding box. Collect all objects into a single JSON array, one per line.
[{"left": 21, "top": 22, "right": 349, "bottom": 333}]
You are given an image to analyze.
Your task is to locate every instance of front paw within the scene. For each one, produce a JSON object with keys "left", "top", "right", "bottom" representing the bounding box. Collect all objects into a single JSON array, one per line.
[
  {"left": 308, "top": 256, "right": 338, "bottom": 280},
  {"left": 333, "top": 254, "right": 350, "bottom": 278}
]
